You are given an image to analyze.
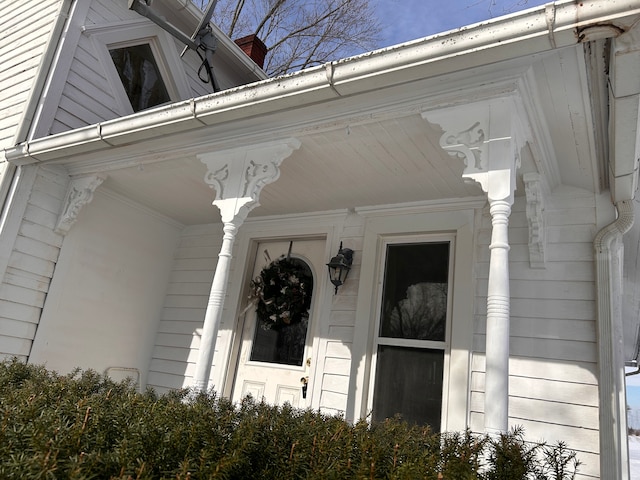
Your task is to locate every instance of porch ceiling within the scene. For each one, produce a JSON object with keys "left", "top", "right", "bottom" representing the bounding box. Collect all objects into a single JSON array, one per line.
[
  {"left": 94, "top": 44, "right": 601, "bottom": 226},
  {"left": 100, "top": 115, "right": 484, "bottom": 225}
]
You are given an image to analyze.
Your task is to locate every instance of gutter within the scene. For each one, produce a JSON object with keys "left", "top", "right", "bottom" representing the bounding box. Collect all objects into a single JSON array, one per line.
[{"left": 5, "top": 0, "right": 640, "bottom": 165}]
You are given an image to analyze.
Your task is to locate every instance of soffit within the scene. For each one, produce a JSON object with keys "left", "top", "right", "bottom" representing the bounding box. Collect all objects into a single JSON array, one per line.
[{"left": 90, "top": 45, "right": 600, "bottom": 226}]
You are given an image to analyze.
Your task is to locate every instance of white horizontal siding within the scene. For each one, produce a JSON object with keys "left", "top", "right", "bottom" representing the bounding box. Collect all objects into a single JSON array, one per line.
[
  {"left": 86, "top": 0, "right": 127, "bottom": 25},
  {"left": 315, "top": 220, "right": 363, "bottom": 415},
  {"left": 0, "top": 166, "right": 67, "bottom": 361},
  {"left": 146, "top": 224, "right": 222, "bottom": 394},
  {"left": 471, "top": 189, "right": 599, "bottom": 477},
  {"left": 0, "top": 0, "right": 62, "bottom": 147}
]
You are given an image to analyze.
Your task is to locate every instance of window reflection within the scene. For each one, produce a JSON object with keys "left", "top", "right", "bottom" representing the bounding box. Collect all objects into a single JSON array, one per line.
[
  {"left": 110, "top": 44, "right": 170, "bottom": 112},
  {"left": 372, "top": 345, "right": 444, "bottom": 430},
  {"left": 379, "top": 242, "right": 449, "bottom": 341},
  {"left": 372, "top": 241, "right": 450, "bottom": 430}
]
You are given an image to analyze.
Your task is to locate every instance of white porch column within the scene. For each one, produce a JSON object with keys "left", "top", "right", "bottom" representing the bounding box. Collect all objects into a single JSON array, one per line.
[
  {"left": 193, "top": 138, "right": 301, "bottom": 392},
  {"left": 484, "top": 198, "right": 512, "bottom": 433},
  {"left": 423, "top": 98, "right": 522, "bottom": 433}
]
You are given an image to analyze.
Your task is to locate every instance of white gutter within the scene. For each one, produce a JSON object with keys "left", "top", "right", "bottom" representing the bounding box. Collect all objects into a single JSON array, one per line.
[
  {"left": 594, "top": 200, "right": 635, "bottom": 480},
  {"left": 5, "top": 0, "right": 640, "bottom": 165}
]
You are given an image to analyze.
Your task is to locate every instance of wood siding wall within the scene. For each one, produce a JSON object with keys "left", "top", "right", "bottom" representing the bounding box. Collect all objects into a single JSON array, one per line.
[
  {"left": 471, "top": 188, "right": 599, "bottom": 479},
  {"left": 147, "top": 192, "right": 600, "bottom": 476},
  {"left": 0, "top": 0, "right": 62, "bottom": 154},
  {"left": 0, "top": 166, "right": 67, "bottom": 361},
  {"left": 50, "top": 0, "right": 142, "bottom": 134},
  {"left": 46, "top": 0, "right": 253, "bottom": 136},
  {"left": 314, "top": 214, "right": 363, "bottom": 415},
  {"left": 147, "top": 224, "right": 222, "bottom": 393}
]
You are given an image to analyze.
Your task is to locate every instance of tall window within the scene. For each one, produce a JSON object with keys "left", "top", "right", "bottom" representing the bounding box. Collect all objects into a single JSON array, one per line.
[
  {"left": 109, "top": 44, "right": 171, "bottom": 112},
  {"left": 371, "top": 240, "right": 451, "bottom": 431}
]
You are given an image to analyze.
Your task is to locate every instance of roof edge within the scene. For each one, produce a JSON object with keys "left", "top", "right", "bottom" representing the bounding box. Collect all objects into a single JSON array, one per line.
[{"left": 6, "top": 0, "right": 640, "bottom": 165}]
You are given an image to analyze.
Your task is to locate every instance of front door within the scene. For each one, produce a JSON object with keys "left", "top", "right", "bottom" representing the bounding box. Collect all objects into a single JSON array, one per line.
[{"left": 231, "top": 238, "right": 325, "bottom": 408}]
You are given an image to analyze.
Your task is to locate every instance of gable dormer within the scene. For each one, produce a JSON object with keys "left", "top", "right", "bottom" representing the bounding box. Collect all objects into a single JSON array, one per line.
[{"left": 30, "top": 0, "right": 267, "bottom": 139}]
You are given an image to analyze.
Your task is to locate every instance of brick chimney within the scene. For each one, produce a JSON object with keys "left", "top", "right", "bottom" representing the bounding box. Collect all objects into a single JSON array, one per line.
[{"left": 234, "top": 34, "right": 268, "bottom": 69}]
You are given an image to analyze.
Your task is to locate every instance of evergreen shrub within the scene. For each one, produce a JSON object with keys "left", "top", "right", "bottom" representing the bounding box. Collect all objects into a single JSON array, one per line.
[{"left": 0, "top": 359, "right": 580, "bottom": 479}]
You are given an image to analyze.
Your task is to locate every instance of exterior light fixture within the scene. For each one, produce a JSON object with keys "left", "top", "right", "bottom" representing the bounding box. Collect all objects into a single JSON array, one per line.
[{"left": 327, "top": 242, "right": 354, "bottom": 294}]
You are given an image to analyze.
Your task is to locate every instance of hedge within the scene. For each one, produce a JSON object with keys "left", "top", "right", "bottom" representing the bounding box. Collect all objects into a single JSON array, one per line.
[{"left": 0, "top": 359, "right": 580, "bottom": 479}]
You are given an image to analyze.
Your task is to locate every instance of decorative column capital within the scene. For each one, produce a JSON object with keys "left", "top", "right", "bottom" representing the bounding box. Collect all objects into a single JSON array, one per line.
[
  {"left": 422, "top": 97, "right": 524, "bottom": 205},
  {"left": 55, "top": 174, "right": 107, "bottom": 234},
  {"left": 199, "top": 138, "right": 301, "bottom": 225}
]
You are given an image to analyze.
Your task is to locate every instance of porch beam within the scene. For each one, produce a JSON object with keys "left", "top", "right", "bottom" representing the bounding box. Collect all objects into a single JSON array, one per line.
[
  {"left": 193, "top": 138, "right": 301, "bottom": 392},
  {"left": 423, "top": 98, "right": 522, "bottom": 434}
]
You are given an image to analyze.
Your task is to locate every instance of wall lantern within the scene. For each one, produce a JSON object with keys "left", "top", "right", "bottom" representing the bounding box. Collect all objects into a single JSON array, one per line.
[{"left": 327, "top": 242, "right": 354, "bottom": 294}]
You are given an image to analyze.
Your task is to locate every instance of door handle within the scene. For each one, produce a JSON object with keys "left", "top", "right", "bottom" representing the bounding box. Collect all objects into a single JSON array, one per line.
[{"left": 301, "top": 376, "right": 309, "bottom": 399}]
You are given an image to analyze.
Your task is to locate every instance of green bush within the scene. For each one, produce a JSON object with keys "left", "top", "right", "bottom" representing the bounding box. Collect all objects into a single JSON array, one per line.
[{"left": 0, "top": 359, "right": 580, "bottom": 479}]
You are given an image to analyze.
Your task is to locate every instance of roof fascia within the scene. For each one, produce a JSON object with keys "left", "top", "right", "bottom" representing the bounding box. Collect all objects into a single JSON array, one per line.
[
  {"left": 609, "top": 20, "right": 640, "bottom": 202},
  {"left": 6, "top": 0, "right": 640, "bottom": 166}
]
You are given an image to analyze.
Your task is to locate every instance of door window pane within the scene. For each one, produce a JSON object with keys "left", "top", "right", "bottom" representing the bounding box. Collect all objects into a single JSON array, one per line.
[
  {"left": 379, "top": 243, "right": 449, "bottom": 341},
  {"left": 110, "top": 44, "right": 170, "bottom": 112},
  {"left": 372, "top": 345, "right": 444, "bottom": 430},
  {"left": 250, "top": 258, "right": 313, "bottom": 366}
]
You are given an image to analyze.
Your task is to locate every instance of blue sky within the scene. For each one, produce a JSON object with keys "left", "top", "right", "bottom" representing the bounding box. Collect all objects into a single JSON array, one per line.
[{"left": 373, "top": 0, "right": 549, "bottom": 47}]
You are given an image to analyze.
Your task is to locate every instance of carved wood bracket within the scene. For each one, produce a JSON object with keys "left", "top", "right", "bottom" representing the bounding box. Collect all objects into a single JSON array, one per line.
[
  {"left": 422, "top": 97, "right": 523, "bottom": 205},
  {"left": 198, "top": 138, "right": 301, "bottom": 226},
  {"left": 423, "top": 97, "right": 547, "bottom": 267},
  {"left": 55, "top": 174, "right": 107, "bottom": 235}
]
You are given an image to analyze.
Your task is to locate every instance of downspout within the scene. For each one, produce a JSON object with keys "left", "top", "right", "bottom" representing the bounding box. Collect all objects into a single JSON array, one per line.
[
  {"left": 594, "top": 199, "right": 634, "bottom": 480},
  {"left": 0, "top": 0, "right": 74, "bottom": 218}
]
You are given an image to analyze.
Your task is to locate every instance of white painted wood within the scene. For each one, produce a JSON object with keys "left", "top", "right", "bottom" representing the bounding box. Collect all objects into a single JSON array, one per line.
[
  {"left": 29, "top": 190, "right": 181, "bottom": 389},
  {"left": 147, "top": 225, "right": 221, "bottom": 392},
  {"left": 0, "top": 165, "right": 69, "bottom": 360},
  {"left": 471, "top": 191, "right": 600, "bottom": 469},
  {"left": 0, "top": 2, "right": 631, "bottom": 474},
  {"left": 0, "top": 283, "right": 46, "bottom": 308},
  {"left": 31, "top": 0, "right": 265, "bottom": 136},
  {"left": 3, "top": 268, "right": 52, "bottom": 294},
  {"left": 351, "top": 206, "right": 476, "bottom": 431},
  {"left": 230, "top": 238, "right": 326, "bottom": 408},
  {"left": 0, "top": 0, "right": 62, "bottom": 146}
]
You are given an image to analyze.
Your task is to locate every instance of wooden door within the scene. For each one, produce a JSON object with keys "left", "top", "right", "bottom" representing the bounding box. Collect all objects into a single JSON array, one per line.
[{"left": 231, "top": 238, "right": 325, "bottom": 408}]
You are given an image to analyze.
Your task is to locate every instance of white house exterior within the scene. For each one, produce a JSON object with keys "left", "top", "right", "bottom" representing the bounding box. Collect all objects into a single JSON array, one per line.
[{"left": 2, "top": 1, "right": 640, "bottom": 478}]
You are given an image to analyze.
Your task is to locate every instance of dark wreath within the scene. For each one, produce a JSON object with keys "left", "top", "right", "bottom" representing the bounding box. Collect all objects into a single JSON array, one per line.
[{"left": 249, "top": 256, "right": 313, "bottom": 329}]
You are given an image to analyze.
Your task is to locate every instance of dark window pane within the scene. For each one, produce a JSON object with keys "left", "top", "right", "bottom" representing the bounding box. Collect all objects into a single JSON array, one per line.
[
  {"left": 250, "top": 317, "right": 309, "bottom": 366},
  {"left": 250, "top": 259, "right": 313, "bottom": 366},
  {"left": 109, "top": 44, "right": 170, "bottom": 112},
  {"left": 372, "top": 345, "right": 444, "bottom": 430},
  {"left": 380, "top": 242, "right": 449, "bottom": 341}
]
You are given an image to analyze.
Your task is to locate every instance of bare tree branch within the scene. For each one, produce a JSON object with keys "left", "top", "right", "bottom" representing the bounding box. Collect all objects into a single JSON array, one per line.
[
  {"left": 202, "top": 0, "right": 380, "bottom": 76},
  {"left": 228, "top": 0, "right": 246, "bottom": 38}
]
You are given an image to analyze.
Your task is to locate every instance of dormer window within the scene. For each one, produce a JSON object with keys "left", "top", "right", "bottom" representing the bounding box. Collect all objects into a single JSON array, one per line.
[
  {"left": 109, "top": 44, "right": 171, "bottom": 112},
  {"left": 83, "top": 21, "right": 193, "bottom": 117}
]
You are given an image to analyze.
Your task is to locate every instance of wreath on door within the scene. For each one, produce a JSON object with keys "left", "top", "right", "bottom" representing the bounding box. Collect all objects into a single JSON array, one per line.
[{"left": 249, "top": 247, "right": 313, "bottom": 329}]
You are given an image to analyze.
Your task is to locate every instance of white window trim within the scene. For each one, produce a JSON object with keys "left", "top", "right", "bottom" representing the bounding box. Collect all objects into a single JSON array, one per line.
[
  {"left": 349, "top": 205, "right": 478, "bottom": 432},
  {"left": 366, "top": 233, "right": 456, "bottom": 430},
  {"left": 85, "top": 20, "right": 192, "bottom": 116}
]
